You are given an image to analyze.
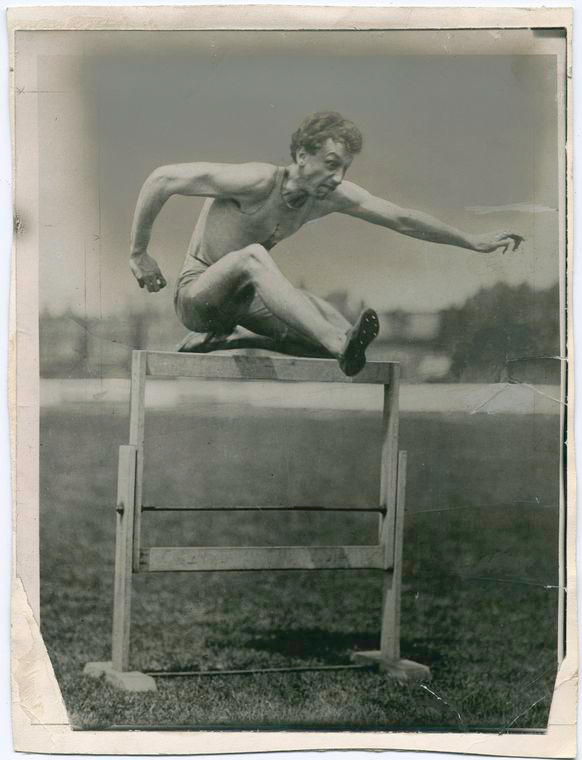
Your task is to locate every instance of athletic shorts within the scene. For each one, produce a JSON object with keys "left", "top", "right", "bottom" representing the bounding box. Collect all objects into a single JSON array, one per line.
[{"left": 174, "top": 256, "right": 291, "bottom": 341}]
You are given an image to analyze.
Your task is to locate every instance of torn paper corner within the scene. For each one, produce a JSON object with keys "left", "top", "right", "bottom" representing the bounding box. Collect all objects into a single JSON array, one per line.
[
  {"left": 11, "top": 576, "right": 70, "bottom": 748},
  {"left": 547, "top": 654, "right": 579, "bottom": 730}
]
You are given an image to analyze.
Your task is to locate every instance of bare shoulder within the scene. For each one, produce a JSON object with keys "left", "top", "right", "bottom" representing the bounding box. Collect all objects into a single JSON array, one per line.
[
  {"left": 159, "top": 160, "right": 278, "bottom": 200},
  {"left": 208, "top": 161, "right": 278, "bottom": 199}
]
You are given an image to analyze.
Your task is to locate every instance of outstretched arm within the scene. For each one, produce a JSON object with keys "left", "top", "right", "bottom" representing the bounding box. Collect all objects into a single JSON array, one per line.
[
  {"left": 336, "top": 183, "right": 524, "bottom": 254},
  {"left": 129, "top": 162, "right": 275, "bottom": 291}
]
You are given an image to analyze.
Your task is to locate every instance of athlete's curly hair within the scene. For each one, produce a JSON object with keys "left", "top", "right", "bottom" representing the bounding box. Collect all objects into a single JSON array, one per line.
[{"left": 290, "top": 112, "right": 363, "bottom": 161}]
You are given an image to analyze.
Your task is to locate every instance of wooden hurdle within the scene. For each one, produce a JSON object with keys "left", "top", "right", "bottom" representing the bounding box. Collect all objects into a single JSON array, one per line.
[{"left": 83, "top": 350, "right": 430, "bottom": 691}]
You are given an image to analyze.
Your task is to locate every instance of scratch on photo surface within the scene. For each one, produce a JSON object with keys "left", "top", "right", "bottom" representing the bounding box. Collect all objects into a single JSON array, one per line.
[
  {"left": 410, "top": 501, "right": 554, "bottom": 515},
  {"left": 465, "top": 203, "right": 558, "bottom": 215},
  {"left": 419, "top": 684, "right": 465, "bottom": 727},
  {"left": 67, "top": 315, "right": 139, "bottom": 348},
  {"left": 460, "top": 664, "right": 556, "bottom": 707},
  {"left": 458, "top": 574, "right": 565, "bottom": 591},
  {"left": 499, "top": 692, "right": 550, "bottom": 733},
  {"left": 506, "top": 379, "right": 565, "bottom": 406},
  {"left": 469, "top": 381, "right": 564, "bottom": 414},
  {"left": 506, "top": 355, "right": 566, "bottom": 362},
  {"left": 469, "top": 384, "right": 508, "bottom": 414}
]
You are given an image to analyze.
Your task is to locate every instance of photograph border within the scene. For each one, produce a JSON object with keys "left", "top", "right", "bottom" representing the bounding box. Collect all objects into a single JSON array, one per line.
[{"left": 8, "top": 6, "right": 575, "bottom": 757}]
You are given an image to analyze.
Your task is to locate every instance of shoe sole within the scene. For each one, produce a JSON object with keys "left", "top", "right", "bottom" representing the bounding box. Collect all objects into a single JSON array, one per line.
[{"left": 339, "top": 309, "right": 380, "bottom": 376}]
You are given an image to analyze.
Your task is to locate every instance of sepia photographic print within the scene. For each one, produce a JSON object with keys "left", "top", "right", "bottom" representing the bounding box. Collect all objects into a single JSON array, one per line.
[{"left": 9, "top": 6, "right": 575, "bottom": 757}]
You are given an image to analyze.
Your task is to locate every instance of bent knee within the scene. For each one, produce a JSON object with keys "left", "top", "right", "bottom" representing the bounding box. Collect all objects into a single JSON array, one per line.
[
  {"left": 237, "top": 244, "right": 272, "bottom": 281},
  {"left": 240, "top": 243, "right": 268, "bottom": 258}
]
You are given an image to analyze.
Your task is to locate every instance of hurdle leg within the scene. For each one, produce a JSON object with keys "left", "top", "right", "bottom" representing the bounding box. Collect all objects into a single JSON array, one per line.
[
  {"left": 353, "top": 451, "right": 430, "bottom": 681},
  {"left": 83, "top": 445, "right": 156, "bottom": 691},
  {"left": 129, "top": 350, "right": 147, "bottom": 573}
]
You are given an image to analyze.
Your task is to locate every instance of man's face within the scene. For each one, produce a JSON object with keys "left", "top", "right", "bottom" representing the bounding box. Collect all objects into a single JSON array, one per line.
[{"left": 296, "top": 138, "right": 353, "bottom": 198}]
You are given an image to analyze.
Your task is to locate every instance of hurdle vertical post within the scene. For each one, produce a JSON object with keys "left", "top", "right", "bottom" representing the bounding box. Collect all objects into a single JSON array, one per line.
[
  {"left": 380, "top": 363, "right": 400, "bottom": 571},
  {"left": 111, "top": 445, "right": 137, "bottom": 672},
  {"left": 83, "top": 352, "right": 156, "bottom": 692},
  {"left": 380, "top": 365, "right": 402, "bottom": 657},
  {"left": 129, "top": 350, "right": 147, "bottom": 573},
  {"left": 353, "top": 363, "right": 430, "bottom": 681}
]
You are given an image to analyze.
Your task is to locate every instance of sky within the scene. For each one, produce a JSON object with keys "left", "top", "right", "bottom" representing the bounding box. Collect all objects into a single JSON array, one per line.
[{"left": 33, "top": 29, "right": 562, "bottom": 318}]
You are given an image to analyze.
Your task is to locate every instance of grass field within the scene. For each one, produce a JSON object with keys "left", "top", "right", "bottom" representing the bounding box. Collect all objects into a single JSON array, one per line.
[{"left": 40, "top": 402, "right": 561, "bottom": 730}]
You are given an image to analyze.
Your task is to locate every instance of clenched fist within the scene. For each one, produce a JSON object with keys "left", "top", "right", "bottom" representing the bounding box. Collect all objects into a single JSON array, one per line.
[{"left": 130, "top": 252, "right": 167, "bottom": 293}]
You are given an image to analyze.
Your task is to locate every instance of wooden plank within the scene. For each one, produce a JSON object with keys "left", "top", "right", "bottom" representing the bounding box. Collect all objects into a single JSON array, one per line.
[
  {"left": 379, "top": 366, "right": 400, "bottom": 567},
  {"left": 141, "top": 545, "right": 385, "bottom": 572},
  {"left": 143, "top": 350, "right": 395, "bottom": 384},
  {"left": 111, "top": 445, "right": 137, "bottom": 672},
  {"left": 379, "top": 451, "right": 407, "bottom": 660},
  {"left": 129, "top": 351, "right": 147, "bottom": 573}
]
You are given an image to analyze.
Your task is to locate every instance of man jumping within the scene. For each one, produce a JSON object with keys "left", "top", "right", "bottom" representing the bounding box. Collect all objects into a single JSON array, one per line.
[{"left": 129, "top": 112, "right": 523, "bottom": 376}]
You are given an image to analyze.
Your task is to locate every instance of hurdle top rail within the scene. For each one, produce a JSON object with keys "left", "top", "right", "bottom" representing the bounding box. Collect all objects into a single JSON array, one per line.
[{"left": 138, "top": 350, "right": 399, "bottom": 383}]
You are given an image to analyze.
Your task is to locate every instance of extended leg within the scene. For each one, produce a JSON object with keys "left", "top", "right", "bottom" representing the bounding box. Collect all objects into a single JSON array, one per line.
[
  {"left": 240, "top": 288, "right": 380, "bottom": 375},
  {"left": 233, "top": 288, "right": 350, "bottom": 357}
]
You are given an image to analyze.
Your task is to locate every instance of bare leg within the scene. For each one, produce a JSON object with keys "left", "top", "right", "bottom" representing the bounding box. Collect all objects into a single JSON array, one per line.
[
  {"left": 176, "top": 245, "right": 348, "bottom": 357},
  {"left": 239, "top": 292, "right": 379, "bottom": 374},
  {"left": 237, "top": 288, "right": 350, "bottom": 357},
  {"left": 298, "top": 289, "right": 352, "bottom": 332}
]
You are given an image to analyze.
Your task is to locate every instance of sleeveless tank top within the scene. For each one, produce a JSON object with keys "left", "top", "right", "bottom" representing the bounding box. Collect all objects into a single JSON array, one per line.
[{"left": 176, "top": 166, "right": 316, "bottom": 290}]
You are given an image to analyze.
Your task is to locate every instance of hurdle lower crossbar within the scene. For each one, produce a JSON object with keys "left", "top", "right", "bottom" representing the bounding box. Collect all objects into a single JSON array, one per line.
[
  {"left": 142, "top": 504, "right": 386, "bottom": 513},
  {"left": 141, "top": 545, "right": 385, "bottom": 573},
  {"left": 84, "top": 351, "right": 431, "bottom": 692}
]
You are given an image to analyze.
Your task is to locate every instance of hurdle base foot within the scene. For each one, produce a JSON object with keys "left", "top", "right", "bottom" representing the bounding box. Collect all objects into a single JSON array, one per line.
[
  {"left": 83, "top": 661, "right": 157, "bottom": 692},
  {"left": 352, "top": 651, "right": 431, "bottom": 683}
]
